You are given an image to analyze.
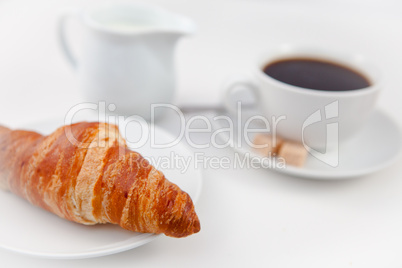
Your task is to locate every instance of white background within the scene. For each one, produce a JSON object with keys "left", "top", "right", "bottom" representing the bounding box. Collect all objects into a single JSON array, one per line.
[{"left": 1, "top": 0, "right": 402, "bottom": 267}]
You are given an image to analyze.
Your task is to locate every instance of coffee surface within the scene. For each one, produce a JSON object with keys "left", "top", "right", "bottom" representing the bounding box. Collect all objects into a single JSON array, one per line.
[{"left": 263, "top": 58, "right": 371, "bottom": 91}]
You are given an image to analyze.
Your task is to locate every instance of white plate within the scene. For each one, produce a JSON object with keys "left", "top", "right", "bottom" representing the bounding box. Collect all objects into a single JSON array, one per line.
[
  {"left": 0, "top": 116, "right": 202, "bottom": 259},
  {"left": 213, "top": 109, "right": 401, "bottom": 179}
]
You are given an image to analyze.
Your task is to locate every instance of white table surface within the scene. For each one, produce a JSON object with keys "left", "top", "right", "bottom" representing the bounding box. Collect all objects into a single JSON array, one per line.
[{"left": 1, "top": 0, "right": 402, "bottom": 267}]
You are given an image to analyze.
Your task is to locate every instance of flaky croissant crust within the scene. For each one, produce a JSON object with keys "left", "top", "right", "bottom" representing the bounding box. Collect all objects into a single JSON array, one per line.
[{"left": 0, "top": 122, "right": 200, "bottom": 238}]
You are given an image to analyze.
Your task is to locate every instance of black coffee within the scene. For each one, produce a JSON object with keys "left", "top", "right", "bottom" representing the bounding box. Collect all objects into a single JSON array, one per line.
[{"left": 263, "top": 58, "right": 371, "bottom": 91}]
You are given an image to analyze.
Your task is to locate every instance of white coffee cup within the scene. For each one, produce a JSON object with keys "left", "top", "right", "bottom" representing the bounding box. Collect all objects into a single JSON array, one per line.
[
  {"left": 223, "top": 45, "right": 382, "bottom": 150},
  {"left": 58, "top": 3, "right": 195, "bottom": 120}
]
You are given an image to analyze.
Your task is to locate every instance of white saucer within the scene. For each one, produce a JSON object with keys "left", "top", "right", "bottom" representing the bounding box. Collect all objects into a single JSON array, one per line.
[
  {"left": 213, "top": 109, "right": 401, "bottom": 180},
  {"left": 0, "top": 117, "right": 202, "bottom": 259}
]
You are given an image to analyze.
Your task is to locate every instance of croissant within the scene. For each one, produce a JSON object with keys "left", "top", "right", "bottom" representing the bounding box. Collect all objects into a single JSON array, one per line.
[{"left": 0, "top": 122, "right": 200, "bottom": 238}]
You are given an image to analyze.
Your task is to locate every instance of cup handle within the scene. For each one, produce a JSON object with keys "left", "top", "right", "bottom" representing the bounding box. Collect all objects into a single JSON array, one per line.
[
  {"left": 222, "top": 77, "right": 260, "bottom": 115},
  {"left": 58, "top": 9, "right": 80, "bottom": 69}
]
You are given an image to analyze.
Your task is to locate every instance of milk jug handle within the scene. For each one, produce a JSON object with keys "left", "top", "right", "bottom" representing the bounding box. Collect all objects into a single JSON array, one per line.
[{"left": 58, "top": 8, "right": 80, "bottom": 69}]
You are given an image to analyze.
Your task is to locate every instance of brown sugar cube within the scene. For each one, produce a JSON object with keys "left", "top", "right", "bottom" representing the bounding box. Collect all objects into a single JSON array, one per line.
[
  {"left": 277, "top": 141, "right": 308, "bottom": 167},
  {"left": 252, "top": 134, "right": 284, "bottom": 156}
]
